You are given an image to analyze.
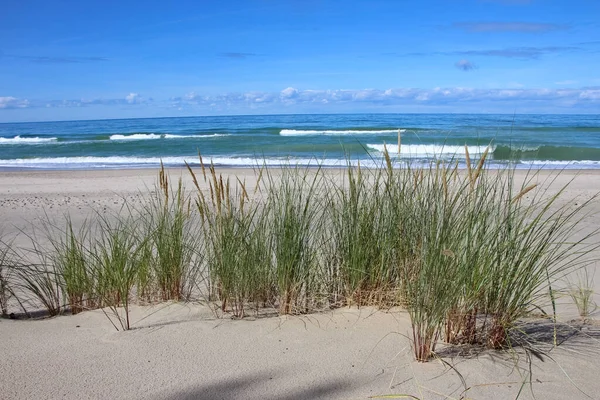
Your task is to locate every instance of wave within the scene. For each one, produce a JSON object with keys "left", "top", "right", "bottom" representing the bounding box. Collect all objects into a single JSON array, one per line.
[
  {"left": 523, "top": 160, "right": 600, "bottom": 166},
  {"left": 109, "top": 133, "right": 228, "bottom": 141},
  {"left": 163, "top": 134, "right": 229, "bottom": 139},
  {"left": 367, "top": 144, "right": 493, "bottom": 157},
  {"left": 109, "top": 134, "right": 162, "bottom": 141},
  {"left": 0, "top": 136, "right": 58, "bottom": 144},
  {"left": 0, "top": 155, "right": 416, "bottom": 169},
  {"left": 1, "top": 155, "right": 598, "bottom": 170},
  {"left": 368, "top": 143, "right": 600, "bottom": 162},
  {"left": 0, "top": 156, "right": 350, "bottom": 169},
  {"left": 493, "top": 144, "right": 600, "bottom": 161},
  {"left": 280, "top": 129, "right": 404, "bottom": 136},
  {"left": 109, "top": 133, "right": 162, "bottom": 140},
  {"left": 518, "top": 160, "right": 600, "bottom": 170}
]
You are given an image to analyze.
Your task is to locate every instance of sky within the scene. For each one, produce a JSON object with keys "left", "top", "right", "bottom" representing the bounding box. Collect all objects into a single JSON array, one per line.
[{"left": 1, "top": 0, "right": 599, "bottom": 122}]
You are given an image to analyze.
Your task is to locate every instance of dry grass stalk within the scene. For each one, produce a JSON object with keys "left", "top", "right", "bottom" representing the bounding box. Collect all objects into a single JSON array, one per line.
[
  {"left": 185, "top": 161, "right": 201, "bottom": 192},
  {"left": 511, "top": 184, "right": 538, "bottom": 203},
  {"left": 198, "top": 151, "right": 207, "bottom": 182},
  {"left": 472, "top": 147, "right": 490, "bottom": 184},
  {"left": 465, "top": 145, "right": 473, "bottom": 190},
  {"left": 383, "top": 144, "right": 393, "bottom": 172},
  {"left": 159, "top": 161, "right": 169, "bottom": 202},
  {"left": 254, "top": 166, "right": 264, "bottom": 193}
]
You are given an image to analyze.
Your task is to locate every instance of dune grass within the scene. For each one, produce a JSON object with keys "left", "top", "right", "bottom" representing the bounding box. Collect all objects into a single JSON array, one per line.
[
  {"left": 382, "top": 147, "right": 598, "bottom": 359},
  {"left": 44, "top": 217, "right": 94, "bottom": 314},
  {"left": 326, "top": 162, "right": 397, "bottom": 306},
  {"left": 138, "top": 166, "right": 203, "bottom": 302},
  {"left": 191, "top": 162, "right": 272, "bottom": 317},
  {"left": 0, "top": 235, "right": 17, "bottom": 317},
  {"left": 3, "top": 151, "right": 598, "bottom": 357},
  {"left": 91, "top": 212, "right": 144, "bottom": 330},
  {"left": 13, "top": 262, "right": 62, "bottom": 317},
  {"left": 263, "top": 165, "right": 324, "bottom": 315},
  {"left": 568, "top": 267, "right": 597, "bottom": 321}
]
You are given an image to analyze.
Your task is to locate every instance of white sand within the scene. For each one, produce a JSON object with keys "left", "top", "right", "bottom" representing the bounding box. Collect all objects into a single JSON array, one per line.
[{"left": 1, "top": 168, "right": 599, "bottom": 399}]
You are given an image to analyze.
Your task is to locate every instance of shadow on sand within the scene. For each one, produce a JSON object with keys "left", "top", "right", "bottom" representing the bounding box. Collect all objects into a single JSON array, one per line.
[
  {"left": 435, "top": 318, "right": 600, "bottom": 361},
  {"left": 162, "top": 370, "right": 355, "bottom": 400}
]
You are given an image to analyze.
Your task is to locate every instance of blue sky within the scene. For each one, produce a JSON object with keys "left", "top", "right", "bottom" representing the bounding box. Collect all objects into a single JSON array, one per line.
[{"left": 1, "top": 0, "right": 599, "bottom": 122}]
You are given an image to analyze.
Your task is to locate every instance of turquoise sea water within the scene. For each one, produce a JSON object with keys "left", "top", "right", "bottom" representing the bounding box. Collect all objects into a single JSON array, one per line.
[{"left": 0, "top": 114, "right": 599, "bottom": 169}]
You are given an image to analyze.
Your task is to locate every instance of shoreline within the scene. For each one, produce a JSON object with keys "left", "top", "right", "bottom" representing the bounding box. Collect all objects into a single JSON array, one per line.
[
  {"left": 2, "top": 162, "right": 600, "bottom": 172},
  {"left": 3, "top": 166, "right": 600, "bottom": 191}
]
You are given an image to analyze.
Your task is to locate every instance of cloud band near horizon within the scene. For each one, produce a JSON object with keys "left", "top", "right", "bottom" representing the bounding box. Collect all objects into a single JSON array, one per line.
[{"left": 1, "top": 87, "right": 599, "bottom": 120}]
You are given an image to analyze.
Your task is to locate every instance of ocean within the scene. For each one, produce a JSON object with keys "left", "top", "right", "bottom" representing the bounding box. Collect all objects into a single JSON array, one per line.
[{"left": 0, "top": 113, "right": 599, "bottom": 170}]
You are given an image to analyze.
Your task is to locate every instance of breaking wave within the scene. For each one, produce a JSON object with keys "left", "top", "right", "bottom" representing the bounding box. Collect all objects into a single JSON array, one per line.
[
  {"left": 0, "top": 136, "right": 58, "bottom": 144},
  {"left": 280, "top": 129, "right": 403, "bottom": 136}
]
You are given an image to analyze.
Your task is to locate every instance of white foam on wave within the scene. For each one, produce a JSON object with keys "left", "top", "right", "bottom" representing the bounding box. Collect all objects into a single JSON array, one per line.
[
  {"left": 280, "top": 129, "right": 403, "bottom": 136},
  {"left": 0, "top": 156, "right": 164, "bottom": 167},
  {"left": 1, "top": 155, "right": 597, "bottom": 170},
  {"left": 0, "top": 135, "right": 57, "bottom": 144},
  {"left": 163, "top": 134, "right": 229, "bottom": 139},
  {"left": 109, "top": 133, "right": 229, "bottom": 140},
  {"left": 366, "top": 144, "right": 493, "bottom": 157},
  {"left": 109, "top": 134, "right": 162, "bottom": 141},
  {"left": 520, "top": 160, "right": 600, "bottom": 168},
  {"left": 513, "top": 145, "right": 543, "bottom": 152},
  {"left": 0, "top": 156, "right": 375, "bottom": 169}
]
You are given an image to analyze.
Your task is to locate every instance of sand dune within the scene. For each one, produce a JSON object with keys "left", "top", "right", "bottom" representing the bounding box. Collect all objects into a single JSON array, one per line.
[{"left": 1, "top": 168, "right": 599, "bottom": 399}]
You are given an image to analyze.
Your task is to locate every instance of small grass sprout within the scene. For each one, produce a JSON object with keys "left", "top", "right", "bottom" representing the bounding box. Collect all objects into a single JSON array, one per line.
[{"left": 568, "top": 267, "right": 597, "bottom": 321}]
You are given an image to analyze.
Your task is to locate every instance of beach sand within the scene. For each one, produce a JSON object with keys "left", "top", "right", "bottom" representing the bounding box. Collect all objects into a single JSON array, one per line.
[{"left": 1, "top": 168, "right": 599, "bottom": 400}]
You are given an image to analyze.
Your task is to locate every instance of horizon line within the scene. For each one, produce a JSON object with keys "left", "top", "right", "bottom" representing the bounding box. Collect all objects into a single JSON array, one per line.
[{"left": 1, "top": 110, "right": 598, "bottom": 125}]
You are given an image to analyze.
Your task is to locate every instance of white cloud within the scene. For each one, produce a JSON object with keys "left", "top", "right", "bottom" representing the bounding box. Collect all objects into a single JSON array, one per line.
[
  {"left": 280, "top": 87, "right": 299, "bottom": 99},
  {"left": 39, "top": 94, "right": 151, "bottom": 108},
  {"left": 184, "top": 92, "right": 198, "bottom": 100},
  {"left": 0, "top": 96, "right": 30, "bottom": 109},
  {"left": 579, "top": 89, "right": 600, "bottom": 100},
  {"left": 6, "top": 88, "right": 600, "bottom": 115},
  {"left": 126, "top": 93, "right": 140, "bottom": 104},
  {"left": 173, "top": 87, "right": 600, "bottom": 106}
]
